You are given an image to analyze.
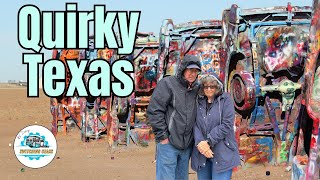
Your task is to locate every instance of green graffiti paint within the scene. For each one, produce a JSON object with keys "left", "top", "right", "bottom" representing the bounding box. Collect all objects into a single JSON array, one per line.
[{"left": 280, "top": 141, "right": 288, "bottom": 163}]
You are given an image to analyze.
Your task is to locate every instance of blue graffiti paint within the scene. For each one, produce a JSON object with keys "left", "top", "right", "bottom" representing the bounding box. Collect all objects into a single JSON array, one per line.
[
  {"left": 256, "top": 106, "right": 266, "bottom": 123},
  {"left": 256, "top": 137, "right": 273, "bottom": 162},
  {"left": 250, "top": 21, "right": 311, "bottom": 39}
]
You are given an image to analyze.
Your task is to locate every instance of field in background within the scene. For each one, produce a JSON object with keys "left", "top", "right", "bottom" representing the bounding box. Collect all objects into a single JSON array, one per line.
[
  {"left": 0, "top": 88, "right": 291, "bottom": 180},
  {"left": 0, "top": 83, "right": 26, "bottom": 89}
]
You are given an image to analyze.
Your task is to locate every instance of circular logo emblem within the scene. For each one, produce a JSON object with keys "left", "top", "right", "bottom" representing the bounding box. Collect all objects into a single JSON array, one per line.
[{"left": 13, "top": 125, "right": 57, "bottom": 168}]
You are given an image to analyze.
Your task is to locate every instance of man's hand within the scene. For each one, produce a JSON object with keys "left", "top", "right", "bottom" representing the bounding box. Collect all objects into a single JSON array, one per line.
[{"left": 160, "top": 138, "right": 169, "bottom": 144}]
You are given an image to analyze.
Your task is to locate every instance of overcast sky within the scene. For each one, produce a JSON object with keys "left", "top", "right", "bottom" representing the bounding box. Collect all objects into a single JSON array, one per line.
[{"left": 0, "top": 0, "right": 312, "bottom": 82}]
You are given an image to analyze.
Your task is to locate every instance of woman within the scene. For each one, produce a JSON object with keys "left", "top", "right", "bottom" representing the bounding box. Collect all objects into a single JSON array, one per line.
[{"left": 191, "top": 73, "right": 240, "bottom": 180}]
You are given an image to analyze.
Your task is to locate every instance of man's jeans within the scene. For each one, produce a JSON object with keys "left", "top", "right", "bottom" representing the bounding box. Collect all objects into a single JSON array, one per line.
[
  {"left": 197, "top": 159, "right": 232, "bottom": 180},
  {"left": 156, "top": 142, "right": 192, "bottom": 180}
]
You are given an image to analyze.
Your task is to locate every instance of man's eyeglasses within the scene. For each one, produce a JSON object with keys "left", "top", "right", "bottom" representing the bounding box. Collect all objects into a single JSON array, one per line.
[
  {"left": 186, "top": 68, "right": 201, "bottom": 74},
  {"left": 203, "top": 85, "right": 217, "bottom": 90}
]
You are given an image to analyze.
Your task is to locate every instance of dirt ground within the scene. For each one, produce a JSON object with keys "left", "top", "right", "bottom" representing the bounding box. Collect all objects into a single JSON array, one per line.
[{"left": 0, "top": 88, "right": 292, "bottom": 180}]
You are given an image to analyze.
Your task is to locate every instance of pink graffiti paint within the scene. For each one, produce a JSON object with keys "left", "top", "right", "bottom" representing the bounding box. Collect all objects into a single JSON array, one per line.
[
  {"left": 295, "top": 0, "right": 320, "bottom": 179},
  {"left": 222, "top": 3, "right": 312, "bottom": 166},
  {"left": 158, "top": 19, "right": 223, "bottom": 79}
]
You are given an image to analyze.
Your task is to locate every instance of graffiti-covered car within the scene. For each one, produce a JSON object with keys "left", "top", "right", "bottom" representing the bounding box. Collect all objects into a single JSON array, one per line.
[
  {"left": 131, "top": 32, "right": 159, "bottom": 93},
  {"left": 119, "top": 32, "right": 159, "bottom": 145},
  {"left": 50, "top": 49, "right": 82, "bottom": 136},
  {"left": 222, "top": 3, "right": 312, "bottom": 165},
  {"left": 292, "top": 0, "right": 320, "bottom": 179},
  {"left": 78, "top": 41, "right": 118, "bottom": 143},
  {"left": 49, "top": 33, "right": 158, "bottom": 146},
  {"left": 50, "top": 44, "right": 117, "bottom": 144},
  {"left": 158, "top": 19, "right": 223, "bottom": 80}
]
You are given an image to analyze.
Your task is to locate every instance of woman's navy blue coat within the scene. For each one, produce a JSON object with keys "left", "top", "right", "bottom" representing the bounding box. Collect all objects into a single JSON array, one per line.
[{"left": 191, "top": 92, "right": 241, "bottom": 173}]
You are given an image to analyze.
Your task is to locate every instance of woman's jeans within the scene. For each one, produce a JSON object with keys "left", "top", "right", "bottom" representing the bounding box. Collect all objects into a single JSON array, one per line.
[
  {"left": 156, "top": 142, "right": 192, "bottom": 180},
  {"left": 197, "top": 159, "right": 232, "bottom": 180}
]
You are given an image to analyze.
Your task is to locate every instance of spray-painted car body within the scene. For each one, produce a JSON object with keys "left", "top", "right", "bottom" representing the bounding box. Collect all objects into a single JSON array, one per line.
[
  {"left": 292, "top": 0, "right": 320, "bottom": 179},
  {"left": 50, "top": 49, "right": 82, "bottom": 136},
  {"left": 50, "top": 45, "right": 117, "bottom": 144},
  {"left": 50, "top": 33, "right": 158, "bottom": 146},
  {"left": 120, "top": 32, "right": 159, "bottom": 145},
  {"left": 132, "top": 32, "right": 158, "bottom": 93},
  {"left": 222, "top": 3, "right": 312, "bottom": 165},
  {"left": 158, "top": 19, "right": 223, "bottom": 80},
  {"left": 78, "top": 41, "right": 118, "bottom": 143}
]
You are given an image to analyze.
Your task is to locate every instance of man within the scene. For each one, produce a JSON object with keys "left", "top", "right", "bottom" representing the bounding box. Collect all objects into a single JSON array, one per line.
[{"left": 147, "top": 55, "right": 201, "bottom": 180}]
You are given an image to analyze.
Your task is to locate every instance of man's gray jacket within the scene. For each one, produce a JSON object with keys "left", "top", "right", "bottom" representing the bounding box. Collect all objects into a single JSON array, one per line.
[{"left": 147, "top": 55, "right": 201, "bottom": 150}]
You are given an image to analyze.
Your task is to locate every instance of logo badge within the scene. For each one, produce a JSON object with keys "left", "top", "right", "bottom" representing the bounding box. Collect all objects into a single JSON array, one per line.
[{"left": 13, "top": 125, "right": 57, "bottom": 168}]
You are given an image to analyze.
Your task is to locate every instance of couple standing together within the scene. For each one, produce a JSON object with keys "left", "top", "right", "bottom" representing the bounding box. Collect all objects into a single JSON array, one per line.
[{"left": 147, "top": 55, "right": 240, "bottom": 180}]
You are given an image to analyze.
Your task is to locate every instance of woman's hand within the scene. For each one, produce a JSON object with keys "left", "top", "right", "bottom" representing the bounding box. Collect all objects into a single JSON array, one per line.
[
  {"left": 197, "top": 140, "right": 214, "bottom": 158},
  {"left": 197, "top": 141, "right": 210, "bottom": 154},
  {"left": 203, "top": 149, "right": 214, "bottom": 158}
]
